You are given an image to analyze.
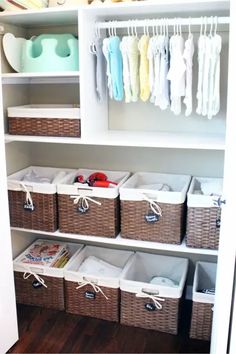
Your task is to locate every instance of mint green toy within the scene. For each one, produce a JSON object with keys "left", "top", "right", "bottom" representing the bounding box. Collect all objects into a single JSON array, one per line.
[{"left": 21, "top": 34, "right": 79, "bottom": 72}]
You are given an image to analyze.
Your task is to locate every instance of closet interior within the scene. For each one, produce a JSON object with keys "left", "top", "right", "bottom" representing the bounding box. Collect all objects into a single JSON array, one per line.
[{"left": 0, "top": 1, "right": 234, "bottom": 353}]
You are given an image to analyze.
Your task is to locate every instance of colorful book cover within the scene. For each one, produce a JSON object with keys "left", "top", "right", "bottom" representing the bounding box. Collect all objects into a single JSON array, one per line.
[{"left": 19, "top": 240, "right": 67, "bottom": 266}]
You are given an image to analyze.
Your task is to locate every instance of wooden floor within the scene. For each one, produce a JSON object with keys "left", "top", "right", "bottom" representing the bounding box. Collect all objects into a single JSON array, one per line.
[{"left": 8, "top": 302, "right": 210, "bottom": 354}]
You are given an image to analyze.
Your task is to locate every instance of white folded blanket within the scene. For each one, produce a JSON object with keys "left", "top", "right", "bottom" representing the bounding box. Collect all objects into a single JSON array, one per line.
[
  {"left": 79, "top": 256, "right": 122, "bottom": 278},
  {"left": 200, "top": 180, "right": 223, "bottom": 196},
  {"left": 22, "top": 170, "right": 52, "bottom": 184},
  {"left": 137, "top": 183, "right": 171, "bottom": 191}
]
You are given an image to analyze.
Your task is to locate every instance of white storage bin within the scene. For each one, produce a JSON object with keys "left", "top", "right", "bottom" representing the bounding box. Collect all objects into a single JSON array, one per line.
[
  {"left": 14, "top": 239, "right": 84, "bottom": 310},
  {"left": 8, "top": 166, "right": 74, "bottom": 232},
  {"left": 190, "top": 261, "right": 217, "bottom": 341},
  {"left": 120, "top": 172, "right": 191, "bottom": 243},
  {"left": 120, "top": 252, "right": 189, "bottom": 334},
  {"left": 186, "top": 177, "right": 223, "bottom": 249},
  {"left": 8, "top": 104, "right": 81, "bottom": 137},
  {"left": 64, "top": 245, "right": 134, "bottom": 321},
  {"left": 57, "top": 168, "right": 130, "bottom": 237}
]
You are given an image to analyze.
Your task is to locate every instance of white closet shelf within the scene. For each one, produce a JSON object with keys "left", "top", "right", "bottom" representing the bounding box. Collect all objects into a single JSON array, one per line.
[
  {"left": 1, "top": 72, "right": 80, "bottom": 84},
  {"left": 0, "top": 6, "right": 79, "bottom": 26},
  {"left": 87, "top": 131, "right": 225, "bottom": 150},
  {"left": 4, "top": 135, "right": 84, "bottom": 144},
  {"left": 85, "top": 0, "right": 229, "bottom": 16},
  {"left": 0, "top": 0, "right": 229, "bottom": 27},
  {"left": 11, "top": 227, "right": 218, "bottom": 256},
  {"left": 5, "top": 131, "right": 225, "bottom": 150}
]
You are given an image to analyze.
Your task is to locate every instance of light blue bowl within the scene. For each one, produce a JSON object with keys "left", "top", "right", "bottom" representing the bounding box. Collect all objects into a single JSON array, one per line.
[{"left": 21, "top": 34, "right": 79, "bottom": 72}]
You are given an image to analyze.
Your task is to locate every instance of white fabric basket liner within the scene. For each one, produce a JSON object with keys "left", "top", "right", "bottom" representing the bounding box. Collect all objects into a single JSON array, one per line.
[
  {"left": 64, "top": 245, "right": 134, "bottom": 289},
  {"left": 8, "top": 104, "right": 80, "bottom": 119},
  {"left": 14, "top": 239, "right": 84, "bottom": 278},
  {"left": 8, "top": 166, "right": 75, "bottom": 194},
  {"left": 192, "top": 261, "right": 217, "bottom": 304},
  {"left": 188, "top": 177, "right": 223, "bottom": 208},
  {"left": 57, "top": 168, "right": 130, "bottom": 199},
  {"left": 120, "top": 172, "right": 191, "bottom": 204},
  {"left": 120, "top": 252, "right": 189, "bottom": 298}
]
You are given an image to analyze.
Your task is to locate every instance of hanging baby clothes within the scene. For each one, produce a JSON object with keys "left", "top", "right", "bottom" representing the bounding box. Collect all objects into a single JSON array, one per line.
[
  {"left": 103, "top": 38, "right": 113, "bottom": 99},
  {"left": 108, "top": 36, "right": 124, "bottom": 101},
  {"left": 91, "top": 38, "right": 106, "bottom": 102},
  {"left": 152, "top": 36, "right": 161, "bottom": 105},
  {"left": 147, "top": 36, "right": 156, "bottom": 103},
  {"left": 154, "top": 35, "right": 170, "bottom": 110},
  {"left": 138, "top": 34, "right": 150, "bottom": 102},
  {"left": 183, "top": 33, "right": 194, "bottom": 116},
  {"left": 167, "top": 34, "right": 186, "bottom": 115},
  {"left": 120, "top": 36, "right": 132, "bottom": 103},
  {"left": 127, "top": 36, "right": 140, "bottom": 102},
  {"left": 196, "top": 32, "right": 207, "bottom": 115},
  {"left": 207, "top": 33, "right": 222, "bottom": 119},
  {"left": 202, "top": 35, "right": 211, "bottom": 117}
]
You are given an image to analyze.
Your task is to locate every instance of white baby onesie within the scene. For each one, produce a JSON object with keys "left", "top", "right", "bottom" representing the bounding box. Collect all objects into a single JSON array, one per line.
[
  {"left": 183, "top": 34, "right": 194, "bottom": 117},
  {"left": 167, "top": 34, "right": 186, "bottom": 115},
  {"left": 147, "top": 36, "right": 156, "bottom": 103},
  {"left": 196, "top": 34, "right": 206, "bottom": 115},
  {"left": 155, "top": 35, "right": 170, "bottom": 110},
  {"left": 208, "top": 34, "right": 222, "bottom": 119}
]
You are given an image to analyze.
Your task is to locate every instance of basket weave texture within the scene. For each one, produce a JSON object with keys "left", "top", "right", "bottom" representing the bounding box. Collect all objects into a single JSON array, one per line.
[
  {"left": 8, "top": 190, "right": 58, "bottom": 232},
  {"left": 14, "top": 272, "right": 64, "bottom": 310},
  {"left": 65, "top": 281, "right": 119, "bottom": 322},
  {"left": 9, "top": 117, "right": 81, "bottom": 137},
  {"left": 186, "top": 207, "right": 220, "bottom": 249},
  {"left": 190, "top": 302, "right": 213, "bottom": 341},
  {"left": 120, "top": 291, "right": 180, "bottom": 334},
  {"left": 58, "top": 195, "right": 120, "bottom": 237},
  {"left": 121, "top": 200, "right": 185, "bottom": 243}
]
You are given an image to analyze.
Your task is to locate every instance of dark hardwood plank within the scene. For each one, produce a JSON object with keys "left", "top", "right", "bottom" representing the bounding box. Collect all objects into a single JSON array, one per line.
[{"left": 8, "top": 302, "right": 210, "bottom": 354}]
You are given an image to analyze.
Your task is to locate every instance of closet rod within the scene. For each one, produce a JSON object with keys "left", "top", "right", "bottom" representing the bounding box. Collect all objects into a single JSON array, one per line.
[{"left": 96, "top": 16, "right": 230, "bottom": 29}]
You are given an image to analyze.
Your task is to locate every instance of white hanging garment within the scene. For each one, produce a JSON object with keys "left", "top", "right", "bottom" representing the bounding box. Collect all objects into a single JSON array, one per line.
[
  {"left": 120, "top": 36, "right": 132, "bottom": 103},
  {"left": 155, "top": 35, "right": 170, "bottom": 110},
  {"left": 202, "top": 35, "right": 211, "bottom": 116},
  {"left": 127, "top": 36, "right": 140, "bottom": 102},
  {"left": 183, "top": 34, "right": 194, "bottom": 116},
  {"left": 152, "top": 36, "right": 162, "bottom": 105},
  {"left": 102, "top": 37, "right": 113, "bottom": 99},
  {"left": 147, "top": 36, "right": 156, "bottom": 103},
  {"left": 167, "top": 34, "right": 186, "bottom": 115},
  {"left": 196, "top": 34, "right": 206, "bottom": 115},
  {"left": 208, "top": 34, "right": 222, "bottom": 119}
]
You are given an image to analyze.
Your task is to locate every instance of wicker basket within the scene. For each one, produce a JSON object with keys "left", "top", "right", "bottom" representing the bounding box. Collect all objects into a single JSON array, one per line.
[
  {"left": 13, "top": 239, "right": 83, "bottom": 310},
  {"left": 190, "top": 261, "right": 216, "bottom": 341},
  {"left": 8, "top": 166, "right": 73, "bottom": 232},
  {"left": 64, "top": 245, "right": 134, "bottom": 321},
  {"left": 120, "top": 252, "right": 189, "bottom": 334},
  {"left": 186, "top": 177, "right": 223, "bottom": 249},
  {"left": 120, "top": 172, "right": 191, "bottom": 243},
  {"left": 57, "top": 169, "right": 130, "bottom": 237},
  {"left": 8, "top": 104, "right": 81, "bottom": 137}
]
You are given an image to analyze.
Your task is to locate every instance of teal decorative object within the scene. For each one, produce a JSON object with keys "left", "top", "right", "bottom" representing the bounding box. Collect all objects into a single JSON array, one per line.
[{"left": 21, "top": 34, "right": 79, "bottom": 72}]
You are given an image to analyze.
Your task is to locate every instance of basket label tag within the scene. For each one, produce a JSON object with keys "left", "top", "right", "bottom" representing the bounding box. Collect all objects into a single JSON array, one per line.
[
  {"left": 85, "top": 290, "right": 96, "bottom": 300},
  {"left": 24, "top": 202, "right": 35, "bottom": 212},
  {"left": 77, "top": 205, "right": 89, "bottom": 213},
  {"left": 216, "top": 218, "right": 221, "bottom": 228},
  {"left": 145, "top": 212, "right": 160, "bottom": 223},
  {"left": 32, "top": 280, "right": 43, "bottom": 289},
  {"left": 145, "top": 303, "right": 156, "bottom": 312}
]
